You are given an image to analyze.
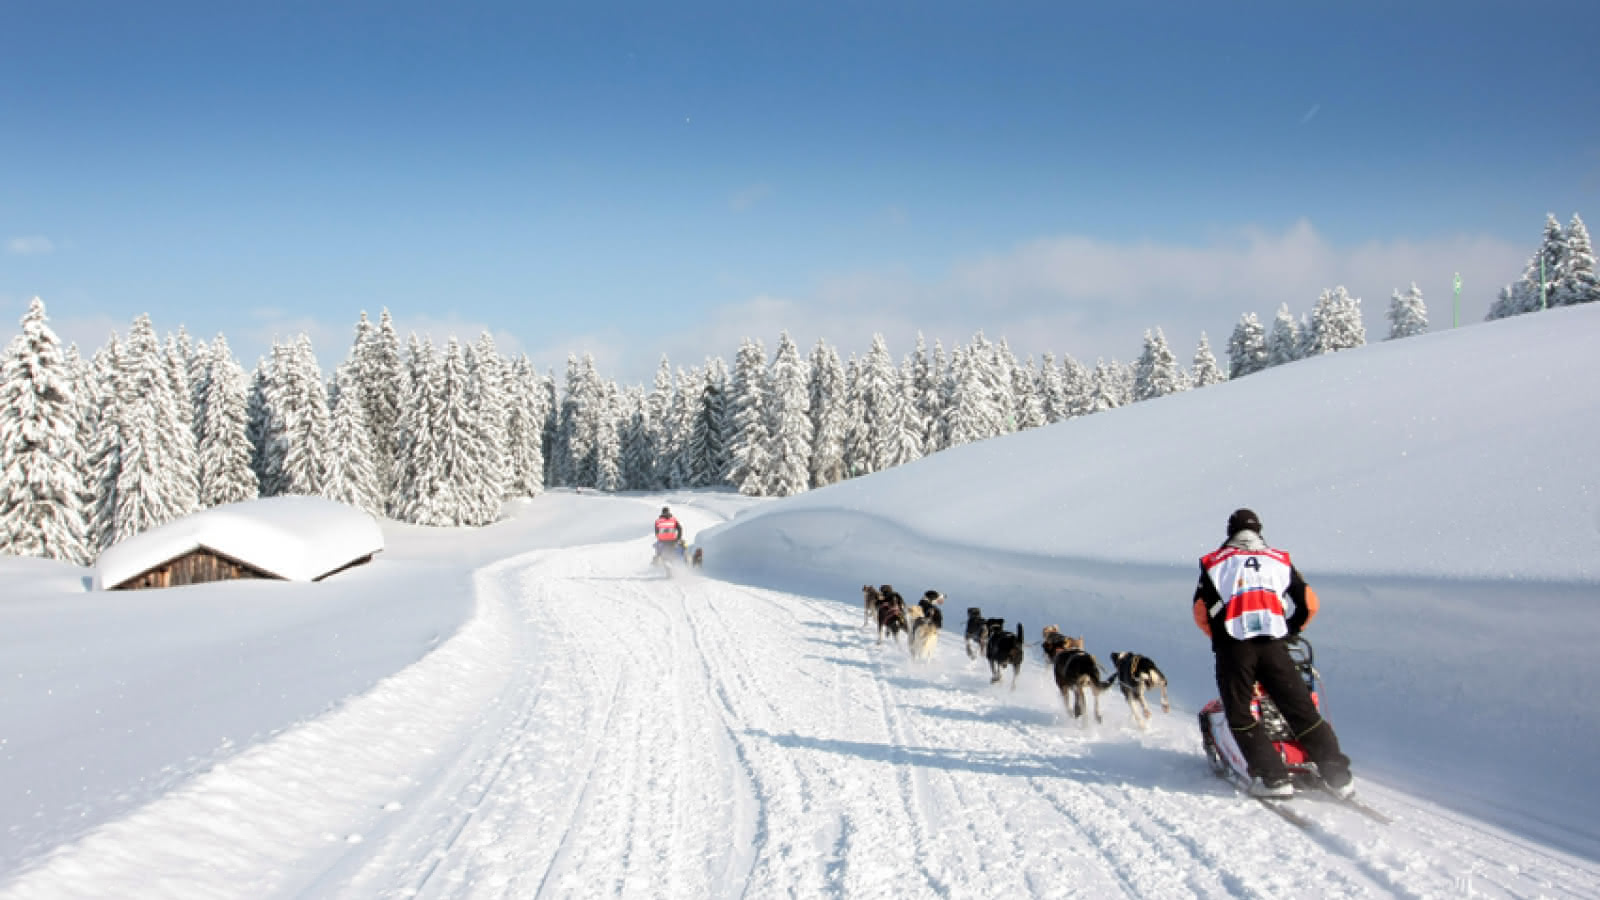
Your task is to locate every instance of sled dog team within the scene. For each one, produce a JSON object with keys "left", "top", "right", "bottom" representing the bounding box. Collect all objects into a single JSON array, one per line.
[{"left": 861, "top": 584, "right": 1170, "bottom": 729}]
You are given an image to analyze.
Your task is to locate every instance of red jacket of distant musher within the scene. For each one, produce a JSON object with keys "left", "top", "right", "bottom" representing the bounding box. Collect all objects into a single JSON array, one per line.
[{"left": 655, "top": 516, "right": 682, "bottom": 542}]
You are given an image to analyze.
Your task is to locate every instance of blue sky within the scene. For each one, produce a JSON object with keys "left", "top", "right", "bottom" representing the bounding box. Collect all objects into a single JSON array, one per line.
[{"left": 3, "top": 1, "right": 1596, "bottom": 383}]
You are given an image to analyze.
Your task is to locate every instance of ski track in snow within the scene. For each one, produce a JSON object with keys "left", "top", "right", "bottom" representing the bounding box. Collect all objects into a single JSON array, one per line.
[{"left": 3, "top": 532, "right": 1598, "bottom": 900}]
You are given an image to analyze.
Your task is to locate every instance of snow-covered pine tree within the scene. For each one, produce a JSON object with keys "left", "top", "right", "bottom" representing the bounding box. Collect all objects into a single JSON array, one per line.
[
  {"left": 240, "top": 360, "right": 268, "bottom": 497},
  {"left": 763, "top": 332, "right": 812, "bottom": 497},
  {"left": 1386, "top": 283, "right": 1429, "bottom": 339},
  {"left": 195, "top": 335, "right": 258, "bottom": 508},
  {"left": 841, "top": 356, "right": 872, "bottom": 476},
  {"left": 1537, "top": 213, "right": 1567, "bottom": 309},
  {"left": 0, "top": 297, "right": 91, "bottom": 563},
  {"left": 688, "top": 358, "right": 729, "bottom": 488},
  {"left": 187, "top": 335, "right": 211, "bottom": 440},
  {"left": 661, "top": 366, "right": 699, "bottom": 489},
  {"left": 860, "top": 334, "right": 906, "bottom": 471},
  {"left": 926, "top": 340, "right": 950, "bottom": 452},
  {"left": 352, "top": 310, "right": 405, "bottom": 499},
  {"left": 553, "top": 354, "right": 605, "bottom": 489},
  {"left": 98, "top": 314, "right": 200, "bottom": 547},
  {"left": 502, "top": 356, "right": 547, "bottom": 498},
  {"left": 547, "top": 356, "right": 577, "bottom": 488},
  {"left": 943, "top": 346, "right": 991, "bottom": 448},
  {"left": 884, "top": 363, "right": 924, "bottom": 468},
  {"left": 1227, "top": 313, "right": 1268, "bottom": 378},
  {"left": 66, "top": 343, "right": 100, "bottom": 524},
  {"left": 164, "top": 329, "right": 196, "bottom": 438},
  {"left": 593, "top": 382, "right": 623, "bottom": 494},
  {"left": 467, "top": 333, "right": 509, "bottom": 514},
  {"left": 324, "top": 363, "right": 382, "bottom": 515},
  {"left": 1556, "top": 214, "right": 1600, "bottom": 307},
  {"left": 275, "top": 335, "right": 332, "bottom": 497},
  {"left": 1191, "top": 332, "right": 1226, "bottom": 388},
  {"left": 162, "top": 329, "right": 201, "bottom": 505},
  {"left": 390, "top": 336, "right": 439, "bottom": 522},
  {"left": 618, "top": 387, "right": 651, "bottom": 491},
  {"left": 806, "top": 339, "right": 848, "bottom": 488},
  {"left": 1133, "top": 328, "right": 1186, "bottom": 401},
  {"left": 1086, "top": 359, "right": 1123, "bottom": 413},
  {"left": 1012, "top": 356, "right": 1046, "bottom": 429},
  {"left": 643, "top": 357, "right": 674, "bottom": 490},
  {"left": 1037, "top": 352, "right": 1068, "bottom": 423},
  {"left": 1112, "top": 360, "right": 1136, "bottom": 407},
  {"left": 539, "top": 370, "right": 559, "bottom": 488},
  {"left": 1305, "top": 287, "right": 1366, "bottom": 355},
  {"left": 252, "top": 347, "right": 290, "bottom": 497},
  {"left": 86, "top": 337, "right": 124, "bottom": 552},
  {"left": 1060, "top": 354, "right": 1093, "bottom": 419},
  {"left": 725, "top": 339, "right": 770, "bottom": 495},
  {"left": 980, "top": 335, "right": 1017, "bottom": 436},
  {"left": 1266, "top": 304, "right": 1301, "bottom": 367},
  {"left": 904, "top": 334, "right": 941, "bottom": 452},
  {"left": 428, "top": 338, "right": 487, "bottom": 523}
]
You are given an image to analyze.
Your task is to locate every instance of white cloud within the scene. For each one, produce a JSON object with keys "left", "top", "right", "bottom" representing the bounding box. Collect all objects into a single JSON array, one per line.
[
  {"left": 604, "top": 221, "right": 1527, "bottom": 383},
  {"left": 7, "top": 236, "right": 55, "bottom": 255},
  {"left": 1300, "top": 104, "right": 1321, "bottom": 125},
  {"left": 729, "top": 184, "right": 772, "bottom": 212},
  {"left": 10, "top": 223, "right": 1528, "bottom": 392}
]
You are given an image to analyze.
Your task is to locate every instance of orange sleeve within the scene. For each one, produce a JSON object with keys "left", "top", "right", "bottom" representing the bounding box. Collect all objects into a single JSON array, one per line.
[
  {"left": 1193, "top": 599, "right": 1212, "bottom": 636},
  {"left": 1300, "top": 586, "right": 1319, "bottom": 629}
]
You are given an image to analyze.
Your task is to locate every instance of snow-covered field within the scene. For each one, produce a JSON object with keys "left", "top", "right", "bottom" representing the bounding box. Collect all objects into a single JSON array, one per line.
[{"left": 2, "top": 306, "right": 1599, "bottom": 898}]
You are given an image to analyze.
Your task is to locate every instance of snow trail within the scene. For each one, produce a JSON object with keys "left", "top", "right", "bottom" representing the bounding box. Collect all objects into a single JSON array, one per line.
[{"left": 3, "top": 531, "right": 1596, "bottom": 899}]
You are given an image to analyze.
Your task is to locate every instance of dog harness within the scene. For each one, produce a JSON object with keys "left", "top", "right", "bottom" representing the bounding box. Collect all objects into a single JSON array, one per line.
[{"left": 1201, "top": 546, "right": 1294, "bottom": 641}]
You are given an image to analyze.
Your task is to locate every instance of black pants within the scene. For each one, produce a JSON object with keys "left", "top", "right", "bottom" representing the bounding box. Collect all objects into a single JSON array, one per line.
[{"left": 1214, "top": 637, "right": 1350, "bottom": 784}]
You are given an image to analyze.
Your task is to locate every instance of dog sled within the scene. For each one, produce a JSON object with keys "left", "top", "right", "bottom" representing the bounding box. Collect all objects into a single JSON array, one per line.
[
  {"left": 1198, "top": 636, "right": 1328, "bottom": 791},
  {"left": 651, "top": 539, "right": 687, "bottom": 576}
]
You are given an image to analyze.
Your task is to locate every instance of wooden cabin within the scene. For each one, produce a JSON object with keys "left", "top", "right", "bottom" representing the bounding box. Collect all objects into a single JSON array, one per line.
[{"left": 96, "top": 496, "right": 384, "bottom": 591}]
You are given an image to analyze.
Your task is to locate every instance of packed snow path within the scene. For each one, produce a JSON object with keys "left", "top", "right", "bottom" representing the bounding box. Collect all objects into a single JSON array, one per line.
[{"left": 4, "top": 539, "right": 1596, "bottom": 899}]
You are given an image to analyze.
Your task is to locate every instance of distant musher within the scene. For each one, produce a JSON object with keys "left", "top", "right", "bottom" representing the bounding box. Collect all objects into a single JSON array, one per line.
[{"left": 654, "top": 507, "right": 686, "bottom": 565}]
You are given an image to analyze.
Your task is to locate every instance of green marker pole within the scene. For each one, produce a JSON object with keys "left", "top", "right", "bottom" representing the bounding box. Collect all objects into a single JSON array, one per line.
[{"left": 1453, "top": 273, "right": 1462, "bottom": 327}]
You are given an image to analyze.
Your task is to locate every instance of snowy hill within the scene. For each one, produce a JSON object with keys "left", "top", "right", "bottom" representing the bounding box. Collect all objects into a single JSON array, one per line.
[
  {"left": 701, "top": 302, "right": 1600, "bottom": 856},
  {"left": 0, "top": 307, "right": 1597, "bottom": 897}
]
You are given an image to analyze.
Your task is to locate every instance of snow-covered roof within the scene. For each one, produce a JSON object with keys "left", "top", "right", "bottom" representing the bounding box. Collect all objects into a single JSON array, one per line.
[{"left": 94, "top": 496, "right": 384, "bottom": 590}]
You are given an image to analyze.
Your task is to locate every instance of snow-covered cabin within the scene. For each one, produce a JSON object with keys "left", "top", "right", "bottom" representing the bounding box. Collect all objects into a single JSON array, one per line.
[{"left": 94, "top": 496, "right": 384, "bottom": 591}]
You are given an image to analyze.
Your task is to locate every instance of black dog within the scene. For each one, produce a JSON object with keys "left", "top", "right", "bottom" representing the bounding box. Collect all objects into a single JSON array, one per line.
[
  {"left": 1109, "top": 651, "right": 1171, "bottom": 728},
  {"left": 1051, "top": 638, "right": 1114, "bottom": 725},
  {"left": 963, "top": 607, "right": 986, "bottom": 659},
  {"left": 875, "top": 585, "right": 908, "bottom": 646},
  {"left": 985, "top": 621, "right": 1025, "bottom": 689}
]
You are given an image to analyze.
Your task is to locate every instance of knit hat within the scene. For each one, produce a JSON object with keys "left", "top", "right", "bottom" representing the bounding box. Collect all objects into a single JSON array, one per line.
[{"left": 1226, "top": 508, "right": 1262, "bottom": 537}]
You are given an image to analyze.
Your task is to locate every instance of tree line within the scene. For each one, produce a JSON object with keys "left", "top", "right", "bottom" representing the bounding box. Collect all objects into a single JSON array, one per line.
[{"left": 2, "top": 211, "right": 1587, "bottom": 565}]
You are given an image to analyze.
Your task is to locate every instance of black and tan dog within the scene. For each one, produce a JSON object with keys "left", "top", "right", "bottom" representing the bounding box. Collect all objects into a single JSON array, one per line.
[
  {"left": 875, "top": 585, "right": 908, "bottom": 646},
  {"left": 963, "top": 607, "right": 987, "bottom": 659},
  {"left": 985, "top": 619, "right": 1025, "bottom": 689},
  {"left": 1109, "top": 651, "right": 1171, "bottom": 728},
  {"left": 1040, "top": 625, "right": 1070, "bottom": 662},
  {"left": 1047, "top": 636, "right": 1114, "bottom": 725},
  {"left": 691, "top": 547, "right": 704, "bottom": 568}
]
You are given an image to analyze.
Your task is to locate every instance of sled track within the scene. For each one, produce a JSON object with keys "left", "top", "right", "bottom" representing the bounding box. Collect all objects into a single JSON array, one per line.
[{"left": 337, "top": 541, "right": 1600, "bottom": 900}]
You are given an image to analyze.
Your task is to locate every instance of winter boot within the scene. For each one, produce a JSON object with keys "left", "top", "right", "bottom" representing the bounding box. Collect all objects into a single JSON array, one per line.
[
  {"left": 1322, "top": 773, "right": 1356, "bottom": 801},
  {"left": 1249, "top": 776, "right": 1294, "bottom": 799}
]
